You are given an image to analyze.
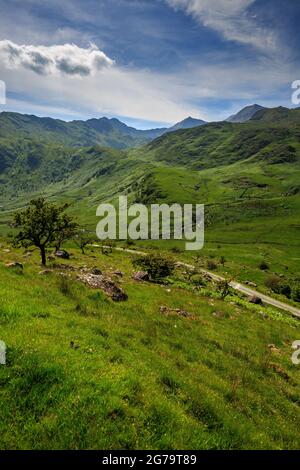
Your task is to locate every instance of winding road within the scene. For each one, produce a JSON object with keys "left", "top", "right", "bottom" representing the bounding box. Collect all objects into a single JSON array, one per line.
[{"left": 94, "top": 245, "right": 300, "bottom": 319}]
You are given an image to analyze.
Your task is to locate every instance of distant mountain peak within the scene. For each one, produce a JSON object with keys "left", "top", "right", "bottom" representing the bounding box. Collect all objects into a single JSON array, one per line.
[
  {"left": 169, "top": 116, "right": 207, "bottom": 131},
  {"left": 226, "top": 104, "right": 265, "bottom": 123}
]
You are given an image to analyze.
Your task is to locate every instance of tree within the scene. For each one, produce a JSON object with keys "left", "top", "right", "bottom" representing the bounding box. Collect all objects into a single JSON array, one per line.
[
  {"left": 74, "top": 229, "right": 95, "bottom": 254},
  {"left": 13, "top": 198, "right": 77, "bottom": 266}
]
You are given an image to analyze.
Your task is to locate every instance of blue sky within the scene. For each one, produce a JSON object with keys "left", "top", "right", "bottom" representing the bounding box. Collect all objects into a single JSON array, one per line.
[{"left": 0, "top": 0, "right": 299, "bottom": 128}]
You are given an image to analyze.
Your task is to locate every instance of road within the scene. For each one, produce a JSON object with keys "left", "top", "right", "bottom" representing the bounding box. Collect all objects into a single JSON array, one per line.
[{"left": 94, "top": 245, "right": 300, "bottom": 319}]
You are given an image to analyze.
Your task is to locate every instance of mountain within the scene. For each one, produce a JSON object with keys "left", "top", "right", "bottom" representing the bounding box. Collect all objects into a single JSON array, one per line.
[
  {"left": 0, "top": 112, "right": 207, "bottom": 150},
  {"left": 168, "top": 116, "right": 206, "bottom": 131},
  {"left": 226, "top": 104, "right": 265, "bottom": 123},
  {"left": 249, "top": 106, "right": 300, "bottom": 123}
]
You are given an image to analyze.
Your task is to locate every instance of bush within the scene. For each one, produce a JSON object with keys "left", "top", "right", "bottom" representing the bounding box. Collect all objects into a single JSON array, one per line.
[
  {"left": 280, "top": 284, "right": 291, "bottom": 299},
  {"left": 265, "top": 275, "right": 292, "bottom": 299},
  {"left": 207, "top": 260, "right": 218, "bottom": 271},
  {"left": 259, "top": 261, "right": 269, "bottom": 271},
  {"left": 292, "top": 286, "right": 300, "bottom": 303},
  {"left": 133, "top": 253, "right": 175, "bottom": 281},
  {"left": 265, "top": 275, "right": 281, "bottom": 293}
]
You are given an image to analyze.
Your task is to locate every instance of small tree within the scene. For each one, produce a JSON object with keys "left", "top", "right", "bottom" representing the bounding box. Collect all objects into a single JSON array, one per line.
[
  {"left": 217, "top": 279, "right": 231, "bottom": 299},
  {"left": 13, "top": 198, "right": 77, "bottom": 266},
  {"left": 133, "top": 253, "right": 175, "bottom": 281},
  {"left": 74, "top": 229, "right": 95, "bottom": 255}
]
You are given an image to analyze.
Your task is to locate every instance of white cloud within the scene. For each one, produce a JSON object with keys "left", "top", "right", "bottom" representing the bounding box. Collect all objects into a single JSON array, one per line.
[
  {"left": 0, "top": 40, "right": 114, "bottom": 77},
  {"left": 166, "top": 0, "right": 276, "bottom": 51}
]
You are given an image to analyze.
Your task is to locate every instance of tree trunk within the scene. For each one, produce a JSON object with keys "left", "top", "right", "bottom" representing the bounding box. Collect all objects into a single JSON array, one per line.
[{"left": 41, "top": 246, "right": 46, "bottom": 266}]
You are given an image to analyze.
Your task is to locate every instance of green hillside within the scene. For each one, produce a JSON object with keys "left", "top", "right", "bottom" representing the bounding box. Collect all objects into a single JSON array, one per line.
[
  {"left": 1, "top": 109, "right": 300, "bottom": 450},
  {"left": 0, "top": 243, "right": 300, "bottom": 450}
]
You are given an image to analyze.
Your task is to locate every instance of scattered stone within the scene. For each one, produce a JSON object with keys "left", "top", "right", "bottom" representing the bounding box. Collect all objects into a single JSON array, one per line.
[
  {"left": 39, "top": 269, "right": 53, "bottom": 275},
  {"left": 249, "top": 295, "right": 263, "bottom": 305},
  {"left": 113, "top": 270, "right": 124, "bottom": 277},
  {"left": 91, "top": 267, "right": 102, "bottom": 275},
  {"left": 132, "top": 271, "right": 150, "bottom": 282},
  {"left": 160, "top": 305, "right": 194, "bottom": 319},
  {"left": 78, "top": 273, "right": 128, "bottom": 301},
  {"left": 5, "top": 262, "right": 23, "bottom": 270},
  {"left": 70, "top": 341, "right": 80, "bottom": 350},
  {"left": 55, "top": 250, "right": 70, "bottom": 260},
  {"left": 245, "top": 281, "right": 258, "bottom": 288},
  {"left": 212, "top": 311, "right": 224, "bottom": 318},
  {"left": 3, "top": 249, "right": 10, "bottom": 253},
  {"left": 268, "top": 344, "right": 281, "bottom": 354}
]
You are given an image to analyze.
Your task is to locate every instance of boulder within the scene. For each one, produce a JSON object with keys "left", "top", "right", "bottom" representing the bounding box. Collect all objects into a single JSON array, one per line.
[
  {"left": 249, "top": 295, "right": 263, "bottom": 305},
  {"left": 55, "top": 250, "right": 70, "bottom": 260},
  {"left": 132, "top": 271, "right": 149, "bottom": 282},
  {"left": 78, "top": 273, "right": 127, "bottom": 302}
]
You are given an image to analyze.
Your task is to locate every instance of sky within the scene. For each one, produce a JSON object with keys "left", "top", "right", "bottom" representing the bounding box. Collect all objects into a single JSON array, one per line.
[{"left": 0, "top": 0, "right": 299, "bottom": 128}]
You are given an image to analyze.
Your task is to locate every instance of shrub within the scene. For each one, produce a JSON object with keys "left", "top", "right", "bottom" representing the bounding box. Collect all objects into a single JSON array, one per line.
[
  {"left": 259, "top": 260, "right": 269, "bottom": 271},
  {"left": 265, "top": 276, "right": 292, "bottom": 299},
  {"left": 292, "top": 286, "right": 300, "bottom": 303},
  {"left": 207, "top": 260, "right": 218, "bottom": 271},
  {"left": 217, "top": 280, "right": 231, "bottom": 299},
  {"left": 133, "top": 253, "right": 175, "bottom": 281},
  {"left": 265, "top": 275, "right": 281, "bottom": 293},
  {"left": 280, "top": 284, "right": 292, "bottom": 299}
]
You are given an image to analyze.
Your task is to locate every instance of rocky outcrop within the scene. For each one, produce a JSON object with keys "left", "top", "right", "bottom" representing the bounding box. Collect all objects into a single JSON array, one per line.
[{"left": 78, "top": 272, "right": 127, "bottom": 302}]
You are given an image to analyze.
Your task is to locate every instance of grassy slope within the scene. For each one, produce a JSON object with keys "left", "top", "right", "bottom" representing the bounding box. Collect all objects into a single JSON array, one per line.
[{"left": 0, "top": 244, "right": 300, "bottom": 450}]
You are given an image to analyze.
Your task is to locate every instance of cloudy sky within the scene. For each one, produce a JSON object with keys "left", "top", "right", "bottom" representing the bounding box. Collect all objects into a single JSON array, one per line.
[{"left": 0, "top": 0, "right": 299, "bottom": 128}]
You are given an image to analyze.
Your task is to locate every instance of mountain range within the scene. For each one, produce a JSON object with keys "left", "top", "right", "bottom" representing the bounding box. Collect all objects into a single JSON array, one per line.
[{"left": 0, "top": 112, "right": 207, "bottom": 150}]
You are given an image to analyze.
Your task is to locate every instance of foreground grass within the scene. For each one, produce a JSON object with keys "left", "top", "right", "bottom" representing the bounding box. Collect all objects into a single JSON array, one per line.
[{"left": 0, "top": 244, "right": 300, "bottom": 450}]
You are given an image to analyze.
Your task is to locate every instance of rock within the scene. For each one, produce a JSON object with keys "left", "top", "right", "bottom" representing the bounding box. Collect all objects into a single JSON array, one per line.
[
  {"left": 3, "top": 249, "right": 11, "bottom": 253},
  {"left": 113, "top": 270, "right": 124, "bottom": 277},
  {"left": 39, "top": 269, "right": 52, "bottom": 275},
  {"left": 160, "top": 305, "right": 194, "bottom": 319},
  {"left": 245, "top": 281, "right": 258, "bottom": 288},
  {"left": 249, "top": 295, "right": 263, "bottom": 305},
  {"left": 268, "top": 344, "right": 281, "bottom": 354},
  {"left": 78, "top": 273, "right": 128, "bottom": 302},
  {"left": 91, "top": 267, "right": 102, "bottom": 275},
  {"left": 132, "top": 271, "right": 149, "bottom": 282},
  {"left": 5, "top": 262, "right": 23, "bottom": 270},
  {"left": 70, "top": 341, "right": 80, "bottom": 350},
  {"left": 55, "top": 250, "right": 70, "bottom": 260},
  {"left": 24, "top": 252, "right": 32, "bottom": 258}
]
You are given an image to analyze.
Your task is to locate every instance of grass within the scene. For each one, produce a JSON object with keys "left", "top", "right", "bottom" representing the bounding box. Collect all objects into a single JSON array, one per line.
[{"left": 0, "top": 242, "right": 300, "bottom": 449}]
